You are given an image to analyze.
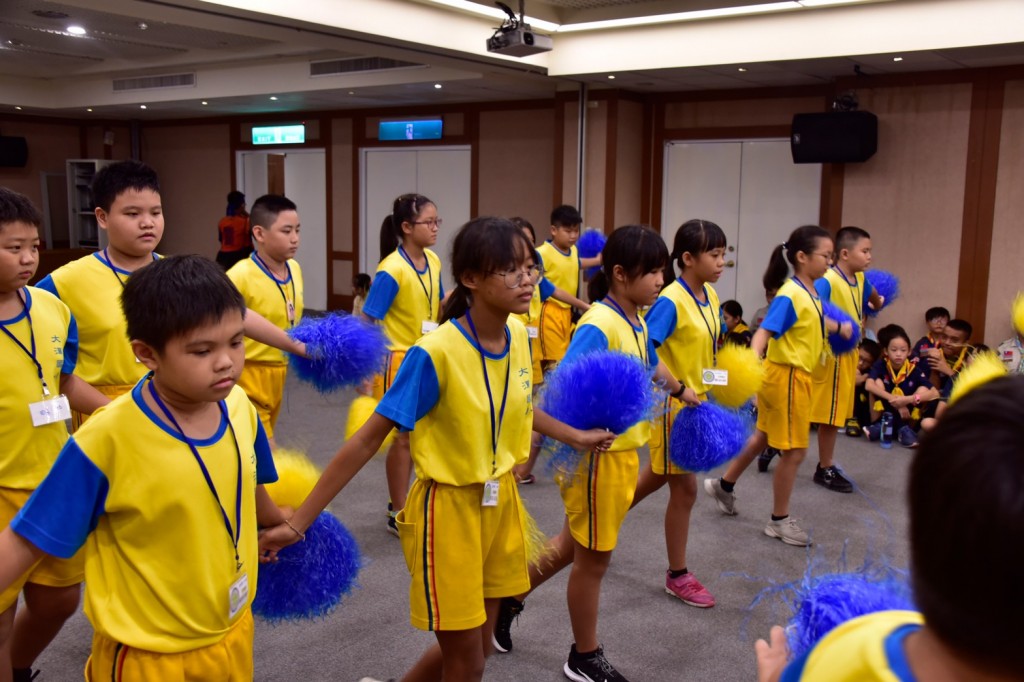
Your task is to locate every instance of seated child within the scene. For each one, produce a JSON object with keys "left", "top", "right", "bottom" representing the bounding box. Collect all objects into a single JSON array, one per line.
[
  {"left": 864, "top": 326, "right": 937, "bottom": 448},
  {"left": 922, "top": 319, "right": 972, "bottom": 399},
  {"left": 848, "top": 339, "right": 881, "bottom": 435},
  {"left": 721, "top": 299, "right": 752, "bottom": 346},
  {"left": 911, "top": 306, "right": 949, "bottom": 359},
  {"left": 756, "top": 375, "right": 1024, "bottom": 681},
  {"left": 352, "top": 272, "right": 371, "bottom": 317},
  {"left": 749, "top": 286, "right": 778, "bottom": 332}
]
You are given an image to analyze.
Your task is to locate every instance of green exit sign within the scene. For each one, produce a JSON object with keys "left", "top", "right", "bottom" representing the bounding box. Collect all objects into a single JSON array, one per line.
[{"left": 252, "top": 125, "right": 305, "bottom": 145}]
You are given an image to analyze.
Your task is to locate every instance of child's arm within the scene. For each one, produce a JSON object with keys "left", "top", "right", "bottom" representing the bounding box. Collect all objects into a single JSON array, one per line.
[
  {"left": 868, "top": 289, "right": 884, "bottom": 311},
  {"left": 864, "top": 377, "right": 892, "bottom": 401},
  {"left": 59, "top": 374, "right": 110, "bottom": 415},
  {"left": 653, "top": 360, "right": 700, "bottom": 406},
  {"left": 754, "top": 625, "right": 788, "bottom": 682},
  {"left": 255, "top": 485, "right": 288, "bottom": 528},
  {"left": 533, "top": 408, "right": 615, "bottom": 452},
  {"left": 243, "top": 310, "right": 306, "bottom": 357},
  {"left": 0, "top": 527, "right": 45, "bottom": 595},
  {"left": 825, "top": 316, "right": 854, "bottom": 339},
  {"left": 751, "top": 327, "right": 772, "bottom": 358},
  {"left": 580, "top": 253, "right": 602, "bottom": 270},
  {"left": 550, "top": 286, "right": 590, "bottom": 312},
  {"left": 259, "top": 412, "right": 395, "bottom": 558}
]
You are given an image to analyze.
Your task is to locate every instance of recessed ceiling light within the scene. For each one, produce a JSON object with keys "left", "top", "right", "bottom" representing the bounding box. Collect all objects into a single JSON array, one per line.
[
  {"left": 140, "top": 104, "right": 147, "bottom": 109},
  {"left": 348, "top": 91, "right": 355, "bottom": 95},
  {"left": 738, "top": 67, "right": 748, "bottom": 72},
  {"left": 434, "top": 83, "right": 442, "bottom": 89},
  {"left": 201, "top": 101, "right": 208, "bottom": 105},
  {"left": 607, "top": 74, "right": 616, "bottom": 80},
  {"left": 87, "top": 108, "right": 93, "bottom": 112},
  {"left": 137, "top": 22, "right": 148, "bottom": 30},
  {"left": 892, "top": 56, "right": 903, "bottom": 62},
  {"left": 15, "top": 106, "right": 22, "bottom": 110},
  {"left": 269, "top": 96, "right": 278, "bottom": 101},
  {"left": 66, "top": 25, "right": 86, "bottom": 35}
]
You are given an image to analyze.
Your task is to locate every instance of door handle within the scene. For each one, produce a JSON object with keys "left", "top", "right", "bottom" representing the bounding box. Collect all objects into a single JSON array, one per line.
[{"left": 725, "top": 260, "right": 735, "bottom": 267}]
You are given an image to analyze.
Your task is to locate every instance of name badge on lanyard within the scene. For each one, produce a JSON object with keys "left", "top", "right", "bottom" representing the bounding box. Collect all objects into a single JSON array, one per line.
[
  {"left": 421, "top": 321, "right": 439, "bottom": 334},
  {"left": 526, "top": 325, "right": 539, "bottom": 339},
  {"left": 29, "top": 394, "right": 71, "bottom": 427},
  {"left": 702, "top": 368, "right": 729, "bottom": 386},
  {"left": 228, "top": 572, "right": 249, "bottom": 620},
  {"left": 482, "top": 479, "right": 499, "bottom": 507}
]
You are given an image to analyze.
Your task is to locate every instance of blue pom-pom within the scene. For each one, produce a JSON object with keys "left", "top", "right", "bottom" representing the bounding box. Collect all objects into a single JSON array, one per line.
[
  {"left": 577, "top": 228, "right": 606, "bottom": 278},
  {"left": 821, "top": 301, "right": 861, "bottom": 355},
  {"left": 252, "top": 512, "right": 362, "bottom": 623},
  {"left": 288, "top": 313, "right": 388, "bottom": 394},
  {"left": 865, "top": 270, "right": 900, "bottom": 318},
  {"left": 669, "top": 402, "right": 750, "bottom": 472}
]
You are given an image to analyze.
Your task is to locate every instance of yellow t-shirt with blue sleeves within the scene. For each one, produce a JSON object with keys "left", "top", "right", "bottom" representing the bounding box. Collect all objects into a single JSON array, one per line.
[
  {"left": 761, "top": 278, "right": 826, "bottom": 373},
  {"left": 375, "top": 318, "right": 533, "bottom": 486},
  {"left": 781, "top": 610, "right": 924, "bottom": 682},
  {"left": 0, "top": 287, "right": 77, "bottom": 490},
  {"left": 536, "top": 241, "right": 580, "bottom": 309},
  {"left": 645, "top": 278, "right": 721, "bottom": 396},
  {"left": 512, "top": 275, "right": 556, "bottom": 332},
  {"left": 815, "top": 267, "right": 874, "bottom": 340},
  {"left": 562, "top": 301, "right": 658, "bottom": 450},
  {"left": 36, "top": 252, "right": 158, "bottom": 387},
  {"left": 364, "top": 247, "right": 444, "bottom": 352},
  {"left": 227, "top": 254, "right": 304, "bottom": 364},
  {"left": 11, "top": 381, "right": 277, "bottom": 654}
]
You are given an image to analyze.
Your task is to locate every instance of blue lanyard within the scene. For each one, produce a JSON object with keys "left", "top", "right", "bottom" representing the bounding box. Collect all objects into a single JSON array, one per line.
[
  {"left": 831, "top": 266, "right": 862, "bottom": 320},
  {"left": 601, "top": 296, "right": 648, "bottom": 364},
  {"left": 0, "top": 291, "right": 49, "bottom": 396},
  {"left": 464, "top": 311, "right": 510, "bottom": 477},
  {"left": 252, "top": 253, "right": 296, "bottom": 327},
  {"left": 790, "top": 277, "right": 825, "bottom": 341},
  {"left": 398, "top": 246, "right": 434, "bottom": 320},
  {"left": 101, "top": 249, "right": 157, "bottom": 288},
  {"left": 147, "top": 379, "right": 244, "bottom": 571},
  {"left": 677, "top": 277, "right": 720, "bottom": 366}
]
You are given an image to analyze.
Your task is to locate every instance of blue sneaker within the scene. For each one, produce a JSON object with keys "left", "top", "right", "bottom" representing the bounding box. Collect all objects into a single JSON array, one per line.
[{"left": 897, "top": 425, "right": 919, "bottom": 448}]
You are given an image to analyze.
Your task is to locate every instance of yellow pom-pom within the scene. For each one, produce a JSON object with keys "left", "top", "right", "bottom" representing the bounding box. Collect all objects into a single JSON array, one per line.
[
  {"left": 264, "top": 449, "right": 321, "bottom": 509},
  {"left": 517, "top": 497, "right": 550, "bottom": 568},
  {"left": 1012, "top": 292, "right": 1024, "bottom": 338},
  {"left": 345, "top": 395, "right": 394, "bottom": 454},
  {"left": 711, "top": 343, "right": 765, "bottom": 408},
  {"left": 949, "top": 351, "right": 1007, "bottom": 406}
]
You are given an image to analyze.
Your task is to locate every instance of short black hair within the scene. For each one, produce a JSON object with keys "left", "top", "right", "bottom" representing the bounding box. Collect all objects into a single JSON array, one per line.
[
  {"left": 835, "top": 225, "right": 871, "bottom": 253},
  {"left": 925, "top": 306, "right": 951, "bottom": 322},
  {"left": 551, "top": 204, "right": 582, "bottom": 228},
  {"left": 721, "top": 300, "right": 743, "bottom": 319},
  {"left": 881, "top": 324, "right": 911, "bottom": 349},
  {"left": 859, "top": 338, "right": 881, "bottom": 362},
  {"left": 250, "top": 194, "right": 298, "bottom": 232},
  {"left": 876, "top": 323, "right": 901, "bottom": 349},
  {"left": 510, "top": 216, "right": 536, "bottom": 243},
  {"left": 91, "top": 160, "right": 160, "bottom": 213},
  {"left": 911, "top": 376, "right": 1024, "bottom": 675},
  {"left": 589, "top": 224, "right": 668, "bottom": 301},
  {"left": 122, "top": 255, "right": 245, "bottom": 353},
  {"left": 353, "top": 273, "right": 371, "bottom": 291},
  {"left": 0, "top": 187, "right": 42, "bottom": 230},
  {"left": 946, "top": 318, "right": 972, "bottom": 340}
]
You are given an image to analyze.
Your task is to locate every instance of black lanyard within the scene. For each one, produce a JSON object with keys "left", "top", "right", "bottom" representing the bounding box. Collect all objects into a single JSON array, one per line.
[
  {"left": 464, "top": 311, "right": 510, "bottom": 477},
  {"left": 0, "top": 291, "right": 49, "bottom": 396},
  {"left": 601, "top": 296, "right": 648, "bottom": 364},
  {"left": 398, "top": 246, "right": 433, "bottom": 320},
  {"left": 790, "top": 277, "right": 825, "bottom": 342},
  {"left": 252, "top": 253, "right": 296, "bottom": 327},
  {"left": 831, "top": 266, "right": 862, "bottom": 320},
  {"left": 677, "top": 277, "right": 720, "bottom": 366},
  {"left": 147, "top": 379, "right": 244, "bottom": 572}
]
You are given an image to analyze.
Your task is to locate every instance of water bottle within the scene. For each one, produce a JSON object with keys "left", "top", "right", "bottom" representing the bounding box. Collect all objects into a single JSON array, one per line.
[{"left": 880, "top": 412, "right": 894, "bottom": 449}]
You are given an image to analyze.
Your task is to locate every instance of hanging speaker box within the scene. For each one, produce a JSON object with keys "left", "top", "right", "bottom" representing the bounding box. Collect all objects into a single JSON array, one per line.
[
  {"left": 0, "top": 137, "right": 28, "bottom": 167},
  {"left": 790, "top": 112, "right": 877, "bottom": 164}
]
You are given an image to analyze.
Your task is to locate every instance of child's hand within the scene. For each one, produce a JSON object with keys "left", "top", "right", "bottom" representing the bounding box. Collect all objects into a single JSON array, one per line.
[
  {"left": 754, "top": 625, "right": 789, "bottom": 682},
  {"left": 258, "top": 523, "right": 303, "bottom": 562},
  {"left": 573, "top": 428, "right": 615, "bottom": 453},
  {"left": 899, "top": 406, "right": 912, "bottom": 420},
  {"left": 679, "top": 387, "right": 701, "bottom": 406},
  {"left": 839, "top": 321, "right": 854, "bottom": 340}
]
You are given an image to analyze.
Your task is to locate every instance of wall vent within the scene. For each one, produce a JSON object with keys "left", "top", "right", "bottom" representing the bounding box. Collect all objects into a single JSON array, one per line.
[
  {"left": 310, "top": 57, "right": 424, "bottom": 77},
  {"left": 113, "top": 73, "right": 196, "bottom": 92}
]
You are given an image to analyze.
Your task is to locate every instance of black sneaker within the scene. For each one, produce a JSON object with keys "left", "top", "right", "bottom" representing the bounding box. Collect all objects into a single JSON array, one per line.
[
  {"left": 756, "top": 448, "right": 779, "bottom": 473},
  {"left": 564, "top": 644, "right": 629, "bottom": 682},
  {"left": 491, "top": 596, "right": 524, "bottom": 653},
  {"left": 813, "top": 464, "right": 853, "bottom": 493}
]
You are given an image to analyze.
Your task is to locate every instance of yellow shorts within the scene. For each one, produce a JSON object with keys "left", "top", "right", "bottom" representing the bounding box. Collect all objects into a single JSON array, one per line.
[
  {"left": 236, "top": 362, "right": 288, "bottom": 438},
  {"left": 0, "top": 487, "right": 85, "bottom": 612},
  {"left": 85, "top": 609, "right": 254, "bottom": 682},
  {"left": 372, "top": 350, "right": 407, "bottom": 400},
  {"left": 539, "top": 302, "right": 572, "bottom": 363},
  {"left": 560, "top": 450, "right": 639, "bottom": 552},
  {"left": 810, "top": 351, "right": 858, "bottom": 426},
  {"left": 396, "top": 472, "right": 530, "bottom": 631},
  {"left": 756, "top": 361, "right": 813, "bottom": 451},
  {"left": 72, "top": 383, "right": 134, "bottom": 431},
  {"left": 649, "top": 394, "right": 709, "bottom": 475}
]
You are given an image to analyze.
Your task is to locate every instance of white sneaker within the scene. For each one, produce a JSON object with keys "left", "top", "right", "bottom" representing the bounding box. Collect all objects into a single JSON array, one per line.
[
  {"left": 764, "top": 517, "right": 811, "bottom": 546},
  {"left": 703, "top": 478, "right": 737, "bottom": 516}
]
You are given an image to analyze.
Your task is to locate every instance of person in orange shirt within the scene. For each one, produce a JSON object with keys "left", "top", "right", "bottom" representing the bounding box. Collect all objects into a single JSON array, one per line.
[{"left": 215, "top": 191, "right": 252, "bottom": 271}]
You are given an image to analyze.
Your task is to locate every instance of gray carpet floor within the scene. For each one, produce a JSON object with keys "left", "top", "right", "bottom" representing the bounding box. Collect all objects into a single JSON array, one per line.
[{"left": 31, "top": 378, "right": 912, "bottom": 681}]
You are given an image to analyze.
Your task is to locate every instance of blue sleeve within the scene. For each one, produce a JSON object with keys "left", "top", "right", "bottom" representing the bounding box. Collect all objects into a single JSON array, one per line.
[
  {"left": 562, "top": 325, "right": 609, "bottom": 365},
  {"left": 868, "top": 359, "right": 887, "bottom": 381},
  {"left": 11, "top": 440, "right": 107, "bottom": 559},
  {"left": 61, "top": 314, "right": 79, "bottom": 374},
  {"left": 362, "top": 272, "right": 399, "bottom": 321},
  {"left": 760, "top": 296, "right": 798, "bottom": 338},
  {"left": 644, "top": 297, "right": 678, "bottom": 347},
  {"left": 538, "top": 277, "right": 556, "bottom": 302},
  {"left": 439, "top": 279, "right": 445, "bottom": 303},
  {"left": 910, "top": 364, "right": 933, "bottom": 388},
  {"left": 35, "top": 274, "right": 59, "bottom": 298},
  {"left": 375, "top": 346, "right": 440, "bottom": 432},
  {"left": 254, "top": 420, "right": 277, "bottom": 484},
  {"left": 647, "top": 334, "right": 659, "bottom": 370},
  {"left": 814, "top": 277, "right": 832, "bottom": 302}
]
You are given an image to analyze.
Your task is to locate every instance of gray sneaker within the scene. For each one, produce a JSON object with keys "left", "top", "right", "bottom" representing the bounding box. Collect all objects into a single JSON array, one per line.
[
  {"left": 764, "top": 517, "right": 811, "bottom": 546},
  {"left": 703, "top": 478, "right": 737, "bottom": 516}
]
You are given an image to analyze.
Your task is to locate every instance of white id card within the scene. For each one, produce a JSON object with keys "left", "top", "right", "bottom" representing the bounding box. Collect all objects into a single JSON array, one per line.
[
  {"left": 482, "top": 479, "right": 499, "bottom": 507},
  {"left": 228, "top": 572, "right": 249, "bottom": 620},
  {"left": 29, "top": 395, "right": 71, "bottom": 427},
  {"left": 526, "top": 326, "right": 539, "bottom": 339},
  {"left": 421, "top": 321, "right": 439, "bottom": 334},
  {"left": 701, "top": 368, "right": 729, "bottom": 386},
  {"left": 286, "top": 300, "right": 296, "bottom": 323}
]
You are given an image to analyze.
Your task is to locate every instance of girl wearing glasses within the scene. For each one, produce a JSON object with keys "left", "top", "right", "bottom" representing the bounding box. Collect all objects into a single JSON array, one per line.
[
  {"left": 704, "top": 225, "right": 852, "bottom": 548},
  {"left": 259, "top": 217, "right": 612, "bottom": 682}
]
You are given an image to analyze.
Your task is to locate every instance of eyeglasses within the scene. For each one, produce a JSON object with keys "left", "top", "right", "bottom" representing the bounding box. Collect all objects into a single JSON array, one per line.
[
  {"left": 492, "top": 265, "right": 543, "bottom": 288},
  {"left": 413, "top": 218, "right": 443, "bottom": 227},
  {"left": 810, "top": 251, "right": 833, "bottom": 260}
]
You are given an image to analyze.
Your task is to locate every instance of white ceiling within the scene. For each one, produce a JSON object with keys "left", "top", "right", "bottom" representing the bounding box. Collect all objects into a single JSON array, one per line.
[{"left": 1, "top": 0, "right": 1023, "bottom": 119}]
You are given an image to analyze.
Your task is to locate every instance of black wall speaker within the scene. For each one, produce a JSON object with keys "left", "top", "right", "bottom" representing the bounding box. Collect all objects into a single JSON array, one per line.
[
  {"left": 0, "top": 136, "right": 28, "bottom": 168},
  {"left": 790, "top": 111, "right": 877, "bottom": 164}
]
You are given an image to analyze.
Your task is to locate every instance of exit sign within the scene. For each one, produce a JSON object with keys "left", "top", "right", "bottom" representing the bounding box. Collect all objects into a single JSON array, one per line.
[{"left": 252, "top": 125, "right": 305, "bottom": 145}]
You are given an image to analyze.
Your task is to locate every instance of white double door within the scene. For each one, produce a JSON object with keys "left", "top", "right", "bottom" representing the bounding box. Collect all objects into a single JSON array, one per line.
[{"left": 661, "top": 139, "right": 821, "bottom": 318}]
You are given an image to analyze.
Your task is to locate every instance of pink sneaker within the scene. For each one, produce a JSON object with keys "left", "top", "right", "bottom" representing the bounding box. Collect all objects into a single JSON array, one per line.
[{"left": 665, "top": 571, "right": 715, "bottom": 608}]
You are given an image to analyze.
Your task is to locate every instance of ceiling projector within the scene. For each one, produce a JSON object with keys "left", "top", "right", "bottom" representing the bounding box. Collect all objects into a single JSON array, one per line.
[{"left": 486, "top": 25, "right": 552, "bottom": 57}]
